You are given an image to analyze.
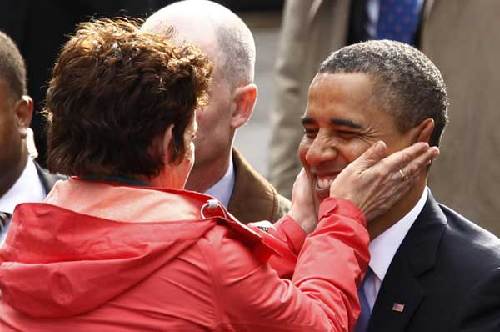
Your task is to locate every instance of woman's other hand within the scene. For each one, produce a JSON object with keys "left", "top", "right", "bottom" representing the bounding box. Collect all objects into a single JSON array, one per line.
[{"left": 290, "top": 169, "right": 317, "bottom": 233}]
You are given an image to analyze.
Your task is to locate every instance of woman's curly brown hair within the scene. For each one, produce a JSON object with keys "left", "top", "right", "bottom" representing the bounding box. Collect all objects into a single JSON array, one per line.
[{"left": 45, "top": 18, "right": 212, "bottom": 178}]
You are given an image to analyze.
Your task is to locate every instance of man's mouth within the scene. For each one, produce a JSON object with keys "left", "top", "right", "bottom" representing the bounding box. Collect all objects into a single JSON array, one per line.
[{"left": 314, "top": 174, "right": 339, "bottom": 200}]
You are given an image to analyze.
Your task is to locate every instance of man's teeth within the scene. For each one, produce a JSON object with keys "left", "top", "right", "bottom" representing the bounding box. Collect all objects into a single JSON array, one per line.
[{"left": 316, "top": 177, "right": 334, "bottom": 190}]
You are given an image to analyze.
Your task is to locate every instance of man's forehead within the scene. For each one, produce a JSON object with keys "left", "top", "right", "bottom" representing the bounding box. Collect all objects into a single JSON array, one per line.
[
  {"left": 304, "top": 72, "right": 381, "bottom": 124},
  {"left": 308, "top": 73, "right": 375, "bottom": 106},
  {"left": 311, "top": 72, "right": 373, "bottom": 89}
]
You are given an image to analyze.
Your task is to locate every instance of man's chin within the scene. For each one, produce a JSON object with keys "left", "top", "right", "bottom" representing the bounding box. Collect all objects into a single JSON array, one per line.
[
  {"left": 312, "top": 188, "right": 329, "bottom": 213},
  {"left": 315, "top": 188, "right": 330, "bottom": 202}
]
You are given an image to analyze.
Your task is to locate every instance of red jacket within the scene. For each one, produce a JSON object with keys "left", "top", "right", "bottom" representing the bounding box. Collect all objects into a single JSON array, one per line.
[{"left": 0, "top": 179, "right": 369, "bottom": 331}]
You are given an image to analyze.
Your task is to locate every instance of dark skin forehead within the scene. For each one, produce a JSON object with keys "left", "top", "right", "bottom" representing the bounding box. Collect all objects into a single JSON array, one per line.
[{"left": 303, "top": 73, "right": 378, "bottom": 128}]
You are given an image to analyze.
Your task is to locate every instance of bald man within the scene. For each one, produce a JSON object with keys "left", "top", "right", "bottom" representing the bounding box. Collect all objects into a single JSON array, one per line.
[{"left": 142, "top": 0, "right": 290, "bottom": 224}]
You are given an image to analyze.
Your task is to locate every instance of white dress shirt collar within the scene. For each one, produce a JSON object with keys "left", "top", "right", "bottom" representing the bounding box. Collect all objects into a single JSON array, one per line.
[
  {"left": 0, "top": 158, "right": 46, "bottom": 214},
  {"left": 369, "top": 187, "right": 428, "bottom": 282},
  {"left": 1, "top": 158, "right": 46, "bottom": 246},
  {"left": 205, "top": 157, "right": 235, "bottom": 207}
]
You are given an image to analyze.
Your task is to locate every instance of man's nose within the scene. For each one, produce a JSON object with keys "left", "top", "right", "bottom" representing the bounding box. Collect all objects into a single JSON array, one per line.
[{"left": 305, "top": 134, "right": 338, "bottom": 166}]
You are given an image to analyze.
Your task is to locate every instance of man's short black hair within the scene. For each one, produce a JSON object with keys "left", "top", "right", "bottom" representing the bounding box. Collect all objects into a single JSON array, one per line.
[
  {"left": 0, "top": 31, "right": 27, "bottom": 99},
  {"left": 319, "top": 40, "right": 448, "bottom": 147}
]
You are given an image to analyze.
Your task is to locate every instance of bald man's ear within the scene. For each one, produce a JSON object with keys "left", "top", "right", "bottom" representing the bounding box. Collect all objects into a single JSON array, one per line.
[
  {"left": 15, "top": 96, "right": 33, "bottom": 138},
  {"left": 231, "top": 83, "right": 257, "bottom": 129},
  {"left": 414, "top": 118, "right": 435, "bottom": 144}
]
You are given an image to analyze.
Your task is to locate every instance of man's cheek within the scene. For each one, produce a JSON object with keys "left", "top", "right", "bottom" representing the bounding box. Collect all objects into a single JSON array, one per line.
[
  {"left": 297, "top": 141, "right": 310, "bottom": 168},
  {"left": 298, "top": 151, "right": 308, "bottom": 168}
]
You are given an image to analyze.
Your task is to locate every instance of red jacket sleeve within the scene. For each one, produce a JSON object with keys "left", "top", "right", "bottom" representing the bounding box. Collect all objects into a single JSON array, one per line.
[
  {"left": 204, "top": 197, "right": 370, "bottom": 332},
  {"left": 249, "top": 215, "right": 306, "bottom": 278}
]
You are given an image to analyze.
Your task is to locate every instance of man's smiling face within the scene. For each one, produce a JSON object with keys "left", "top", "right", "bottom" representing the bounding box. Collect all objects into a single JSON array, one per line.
[{"left": 298, "top": 72, "right": 414, "bottom": 206}]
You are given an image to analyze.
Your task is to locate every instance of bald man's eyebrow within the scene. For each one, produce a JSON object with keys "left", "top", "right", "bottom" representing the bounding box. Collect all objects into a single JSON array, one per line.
[{"left": 330, "top": 118, "right": 363, "bottom": 129}]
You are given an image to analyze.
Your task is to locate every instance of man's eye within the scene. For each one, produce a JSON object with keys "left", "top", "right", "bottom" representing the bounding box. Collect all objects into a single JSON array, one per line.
[
  {"left": 338, "top": 131, "right": 358, "bottom": 139},
  {"left": 303, "top": 128, "right": 318, "bottom": 138}
]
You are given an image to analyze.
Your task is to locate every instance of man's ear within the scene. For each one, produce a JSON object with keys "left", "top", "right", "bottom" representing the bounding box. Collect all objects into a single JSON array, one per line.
[
  {"left": 162, "top": 125, "right": 175, "bottom": 165},
  {"left": 231, "top": 83, "right": 257, "bottom": 129},
  {"left": 15, "top": 96, "right": 33, "bottom": 138},
  {"left": 413, "top": 118, "right": 435, "bottom": 144}
]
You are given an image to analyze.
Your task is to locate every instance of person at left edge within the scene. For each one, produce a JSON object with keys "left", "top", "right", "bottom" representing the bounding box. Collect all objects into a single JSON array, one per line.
[{"left": 0, "top": 31, "right": 63, "bottom": 246}]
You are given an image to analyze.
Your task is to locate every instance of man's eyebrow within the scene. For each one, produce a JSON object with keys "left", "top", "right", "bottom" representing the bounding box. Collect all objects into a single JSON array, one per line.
[
  {"left": 330, "top": 118, "right": 363, "bottom": 129},
  {"left": 301, "top": 116, "right": 363, "bottom": 129}
]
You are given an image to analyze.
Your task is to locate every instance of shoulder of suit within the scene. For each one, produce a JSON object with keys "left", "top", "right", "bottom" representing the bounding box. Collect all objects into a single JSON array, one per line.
[
  {"left": 229, "top": 149, "right": 290, "bottom": 223},
  {"left": 33, "top": 161, "right": 67, "bottom": 193},
  {"left": 439, "top": 202, "right": 500, "bottom": 264}
]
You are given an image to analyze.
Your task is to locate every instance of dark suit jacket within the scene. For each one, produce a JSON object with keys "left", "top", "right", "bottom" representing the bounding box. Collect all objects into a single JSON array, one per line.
[
  {"left": 33, "top": 161, "right": 65, "bottom": 194},
  {"left": 367, "top": 191, "right": 500, "bottom": 332}
]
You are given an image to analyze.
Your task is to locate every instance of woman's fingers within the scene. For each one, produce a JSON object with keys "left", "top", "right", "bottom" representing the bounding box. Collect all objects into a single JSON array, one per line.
[
  {"left": 348, "top": 141, "right": 388, "bottom": 171},
  {"left": 329, "top": 142, "right": 440, "bottom": 223},
  {"left": 400, "top": 146, "right": 440, "bottom": 181},
  {"left": 369, "top": 142, "right": 435, "bottom": 175}
]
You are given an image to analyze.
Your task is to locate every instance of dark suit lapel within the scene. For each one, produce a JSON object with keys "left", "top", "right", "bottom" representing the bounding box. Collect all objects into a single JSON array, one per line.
[
  {"left": 34, "top": 161, "right": 65, "bottom": 194},
  {"left": 368, "top": 191, "right": 446, "bottom": 332},
  {"left": 368, "top": 254, "right": 424, "bottom": 331}
]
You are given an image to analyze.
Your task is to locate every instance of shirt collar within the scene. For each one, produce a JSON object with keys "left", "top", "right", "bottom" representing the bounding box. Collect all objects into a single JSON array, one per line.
[
  {"left": 0, "top": 158, "right": 46, "bottom": 214},
  {"left": 205, "top": 157, "right": 235, "bottom": 207},
  {"left": 368, "top": 187, "right": 428, "bottom": 281}
]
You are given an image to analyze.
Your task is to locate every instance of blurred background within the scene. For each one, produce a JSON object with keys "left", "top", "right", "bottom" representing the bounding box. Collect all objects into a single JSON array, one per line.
[
  {"left": 0, "top": 0, "right": 282, "bottom": 176},
  {"left": 234, "top": 10, "right": 281, "bottom": 178}
]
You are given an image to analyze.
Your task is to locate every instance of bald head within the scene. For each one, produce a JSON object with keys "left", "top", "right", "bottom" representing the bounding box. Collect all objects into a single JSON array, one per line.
[{"left": 142, "top": 0, "right": 256, "bottom": 89}]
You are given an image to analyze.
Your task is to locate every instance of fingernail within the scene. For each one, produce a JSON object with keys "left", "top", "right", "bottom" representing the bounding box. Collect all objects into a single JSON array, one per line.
[
  {"left": 429, "top": 147, "right": 440, "bottom": 156},
  {"left": 417, "top": 142, "right": 429, "bottom": 149}
]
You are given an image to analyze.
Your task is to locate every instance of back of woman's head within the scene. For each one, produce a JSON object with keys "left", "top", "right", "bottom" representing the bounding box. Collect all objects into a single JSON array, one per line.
[{"left": 45, "top": 18, "right": 212, "bottom": 177}]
